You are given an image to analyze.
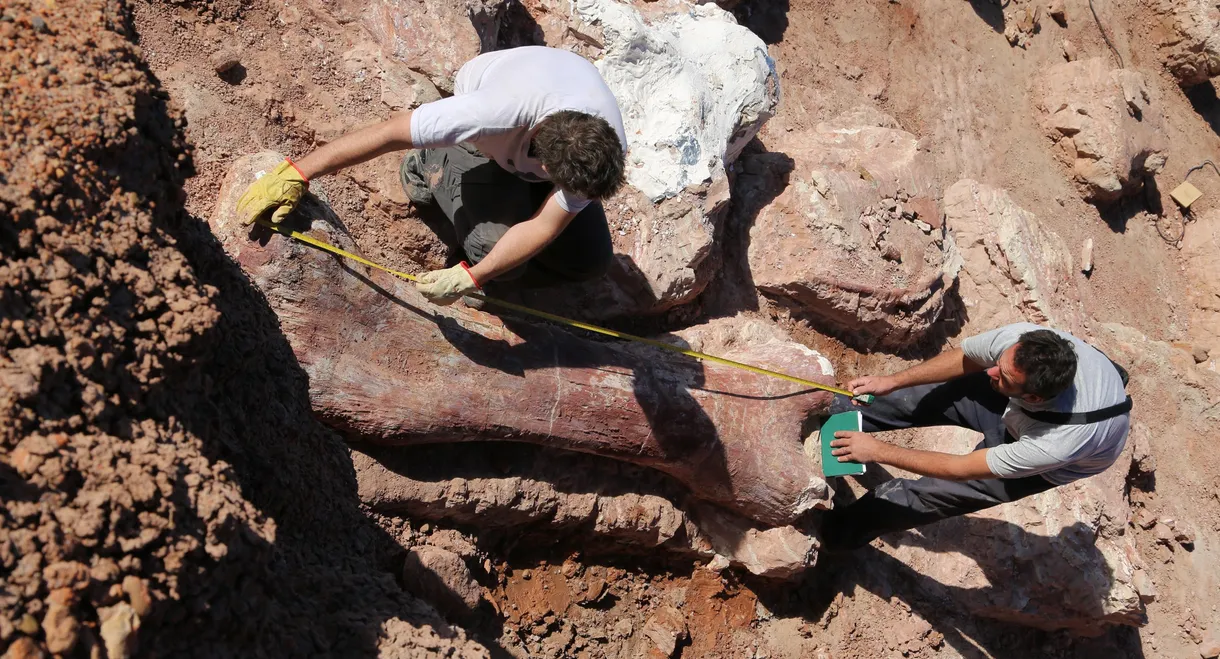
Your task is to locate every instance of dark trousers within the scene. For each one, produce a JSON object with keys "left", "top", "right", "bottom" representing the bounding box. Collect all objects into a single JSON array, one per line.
[
  {"left": 407, "top": 145, "right": 614, "bottom": 288},
  {"left": 820, "top": 372, "right": 1056, "bottom": 550}
]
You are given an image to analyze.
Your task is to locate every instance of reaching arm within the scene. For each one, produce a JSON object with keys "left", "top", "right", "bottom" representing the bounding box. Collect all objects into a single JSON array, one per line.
[
  {"left": 294, "top": 111, "right": 416, "bottom": 180},
  {"left": 413, "top": 192, "right": 577, "bottom": 304},
  {"left": 888, "top": 347, "right": 985, "bottom": 388},
  {"left": 466, "top": 192, "right": 575, "bottom": 283},
  {"left": 235, "top": 111, "right": 416, "bottom": 225},
  {"left": 830, "top": 431, "right": 995, "bottom": 481},
  {"left": 849, "top": 347, "right": 986, "bottom": 398}
]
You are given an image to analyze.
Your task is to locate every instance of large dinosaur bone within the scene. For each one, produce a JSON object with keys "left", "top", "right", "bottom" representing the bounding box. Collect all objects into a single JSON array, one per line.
[{"left": 209, "top": 153, "right": 833, "bottom": 525}]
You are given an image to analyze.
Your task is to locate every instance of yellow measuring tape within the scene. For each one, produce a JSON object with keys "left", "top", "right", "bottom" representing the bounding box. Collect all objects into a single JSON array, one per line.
[{"left": 255, "top": 218, "right": 871, "bottom": 402}]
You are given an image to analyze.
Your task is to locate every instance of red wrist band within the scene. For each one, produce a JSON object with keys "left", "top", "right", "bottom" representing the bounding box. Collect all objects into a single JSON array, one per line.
[
  {"left": 285, "top": 158, "right": 310, "bottom": 185},
  {"left": 459, "top": 261, "right": 482, "bottom": 290}
]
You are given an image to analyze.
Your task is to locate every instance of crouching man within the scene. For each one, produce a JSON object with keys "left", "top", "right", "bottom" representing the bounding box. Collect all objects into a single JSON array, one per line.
[
  {"left": 821, "top": 323, "right": 1132, "bottom": 550},
  {"left": 236, "top": 46, "right": 626, "bottom": 305}
]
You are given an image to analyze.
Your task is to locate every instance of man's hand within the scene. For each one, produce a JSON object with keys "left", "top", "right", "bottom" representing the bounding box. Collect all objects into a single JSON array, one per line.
[
  {"left": 237, "top": 160, "right": 309, "bottom": 225},
  {"left": 830, "top": 431, "right": 888, "bottom": 464},
  {"left": 416, "top": 262, "right": 481, "bottom": 305},
  {"left": 847, "top": 375, "right": 901, "bottom": 401}
]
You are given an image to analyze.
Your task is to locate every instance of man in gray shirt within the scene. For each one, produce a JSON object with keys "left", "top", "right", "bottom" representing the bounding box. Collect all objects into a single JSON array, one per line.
[{"left": 820, "top": 323, "right": 1132, "bottom": 550}]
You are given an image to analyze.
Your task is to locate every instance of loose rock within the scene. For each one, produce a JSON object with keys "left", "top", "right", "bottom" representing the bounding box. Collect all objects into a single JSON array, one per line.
[
  {"left": 747, "top": 108, "right": 962, "bottom": 350},
  {"left": 402, "top": 546, "right": 483, "bottom": 619},
  {"left": 208, "top": 50, "right": 240, "bottom": 74},
  {"left": 1152, "top": 0, "right": 1220, "bottom": 86},
  {"left": 1048, "top": 0, "right": 1066, "bottom": 24},
  {"left": 1037, "top": 59, "right": 1168, "bottom": 203},
  {"left": 1200, "top": 628, "right": 1220, "bottom": 658}
]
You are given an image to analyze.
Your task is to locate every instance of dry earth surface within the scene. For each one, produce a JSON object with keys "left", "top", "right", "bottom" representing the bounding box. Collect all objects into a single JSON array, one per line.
[{"left": 4, "top": 0, "right": 1220, "bottom": 657}]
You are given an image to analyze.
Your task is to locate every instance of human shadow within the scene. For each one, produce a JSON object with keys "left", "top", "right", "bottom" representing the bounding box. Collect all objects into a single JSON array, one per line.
[
  {"left": 730, "top": 0, "right": 791, "bottom": 45},
  {"left": 701, "top": 138, "right": 795, "bottom": 319},
  {"left": 496, "top": 0, "right": 547, "bottom": 49},
  {"left": 396, "top": 290, "right": 735, "bottom": 505},
  {"left": 753, "top": 516, "right": 1145, "bottom": 658},
  {"left": 114, "top": 83, "right": 502, "bottom": 657},
  {"left": 1096, "top": 175, "right": 1161, "bottom": 234},
  {"left": 251, "top": 184, "right": 823, "bottom": 535},
  {"left": 155, "top": 210, "right": 499, "bottom": 655},
  {"left": 1185, "top": 80, "right": 1220, "bottom": 138},
  {"left": 967, "top": 0, "right": 1006, "bottom": 34}
]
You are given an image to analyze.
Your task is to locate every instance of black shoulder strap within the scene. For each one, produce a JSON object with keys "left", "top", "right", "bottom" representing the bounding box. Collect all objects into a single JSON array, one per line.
[
  {"left": 1108, "top": 357, "right": 1130, "bottom": 388},
  {"left": 1020, "top": 396, "right": 1132, "bottom": 425},
  {"left": 1019, "top": 355, "right": 1131, "bottom": 425}
]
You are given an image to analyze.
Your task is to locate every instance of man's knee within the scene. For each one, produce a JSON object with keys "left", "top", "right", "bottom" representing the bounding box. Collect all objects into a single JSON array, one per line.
[
  {"left": 566, "top": 240, "right": 614, "bottom": 282},
  {"left": 550, "top": 203, "right": 614, "bottom": 282}
]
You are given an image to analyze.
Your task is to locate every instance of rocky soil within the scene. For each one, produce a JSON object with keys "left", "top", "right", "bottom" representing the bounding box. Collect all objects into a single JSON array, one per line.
[{"left": 4, "top": 0, "right": 1220, "bottom": 658}]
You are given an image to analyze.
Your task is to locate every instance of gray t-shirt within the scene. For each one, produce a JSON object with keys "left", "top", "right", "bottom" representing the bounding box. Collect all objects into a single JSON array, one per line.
[
  {"left": 410, "top": 46, "right": 627, "bottom": 214},
  {"left": 961, "top": 323, "right": 1130, "bottom": 485}
]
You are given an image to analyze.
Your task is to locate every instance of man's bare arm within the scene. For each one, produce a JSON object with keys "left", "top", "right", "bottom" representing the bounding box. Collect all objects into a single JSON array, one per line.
[
  {"left": 849, "top": 347, "right": 986, "bottom": 397},
  {"left": 294, "top": 111, "right": 415, "bottom": 180},
  {"left": 466, "top": 192, "right": 576, "bottom": 284},
  {"left": 830, "top": 431, "right": 994, "bottom": 481},
  {"left": 889, "top": 347, "right": 985, "bottom": 388}
]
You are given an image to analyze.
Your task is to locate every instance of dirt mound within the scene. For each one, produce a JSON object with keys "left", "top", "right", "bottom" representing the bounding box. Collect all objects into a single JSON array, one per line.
[{"left": 0, "top": 0, "right": 483, "bottom": 656}]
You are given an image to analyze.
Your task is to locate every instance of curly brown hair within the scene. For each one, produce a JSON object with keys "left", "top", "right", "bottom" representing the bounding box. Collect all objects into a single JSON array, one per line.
[{"left": 532, "top": 110, "right": 626, "bottom": 201}]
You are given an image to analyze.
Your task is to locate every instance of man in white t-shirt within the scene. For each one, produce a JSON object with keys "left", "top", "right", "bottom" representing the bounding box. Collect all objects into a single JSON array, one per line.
[
  {"left": 819, "top": 323, "right": 1132, "bottom": 551},
  {"left": 236, "top": 46, "right": 627, "bottom": 304}
]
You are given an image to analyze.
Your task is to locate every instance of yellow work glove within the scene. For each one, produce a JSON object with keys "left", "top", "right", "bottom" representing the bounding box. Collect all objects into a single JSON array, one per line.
[
  {"left": 236, "top": 159, "right": 309, "bottom": 225},
  {"left": 415, "top": 262, "right": 482, "bottom": 306}
]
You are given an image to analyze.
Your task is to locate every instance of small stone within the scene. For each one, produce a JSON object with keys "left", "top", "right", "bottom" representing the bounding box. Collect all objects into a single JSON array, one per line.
[
  {"left": 121, "top": 576, "right": 151, "bottom": 617},
  {"left": 1199, "top": 628, "right": 1220, "bottom": 658},
  {"left": 705, "top": 554, "right": 731, "bottom": 572},
  {"left": 99, "top": 603, "right": 139, "bottom": 659},
  {"left": 402, "top": 546, "right": 482, "bottom": 618},
  {"left": 1154, "top": 522, "right": 1176, "bottom": 546},
  {"left": 43, "top": 562, "right": 89, "bottom": 591},
  {"left": 1132, "top": 569, "right": 1157, "bottom": 603},
  {"left": 1175, "top": 527, "right": 1196, "bottom": 549},
  {"left": 209, "top": 50, "right": 241, "bottom": 74},
  {"left": 31, "top": 16, "right": 48, "bottom": 33},
  {"left": 1048, "top": 0, "right": 1065, "bottom": 23},
  {"left": 642, "top": 605, "right": 687, "bottom": 656},
  {"left": 611, "top": 618, "right": 633, "bottom": 639},
  {"left": 1193, "top": 346, "right": 1209, "bottom": 364},
  {"left": 41, "top": 594, "right": 80, "bottom": 654},
  {"left": 1019, "top": 5, "right": 1037, "bottom": 32},
  {"left": 579, "top": 577, "right": 608, "bottom": 605},
  {"left": 1128, "top": 426, "right": 1155, "bottom": 478},
  {"left": 17, "top": 614, "right": 39, "bottom": 635},
  {"left": 2, "top": 637, "right": 43, "bottom": 659},
  {"left": 1081, "top": 238, "right": 1093, "bottom": 274},
  {"left": 1063, "top": 39, "right": 1077, "bottom": 61}
]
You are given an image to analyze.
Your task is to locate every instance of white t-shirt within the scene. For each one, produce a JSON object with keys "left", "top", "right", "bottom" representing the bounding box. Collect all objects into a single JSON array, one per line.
[
  {"left": 409, "top": 46, "right": 627, "bottom": 213},
  {"left": 961, "top": 323, "right": 1130, "bottom": 485}
]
